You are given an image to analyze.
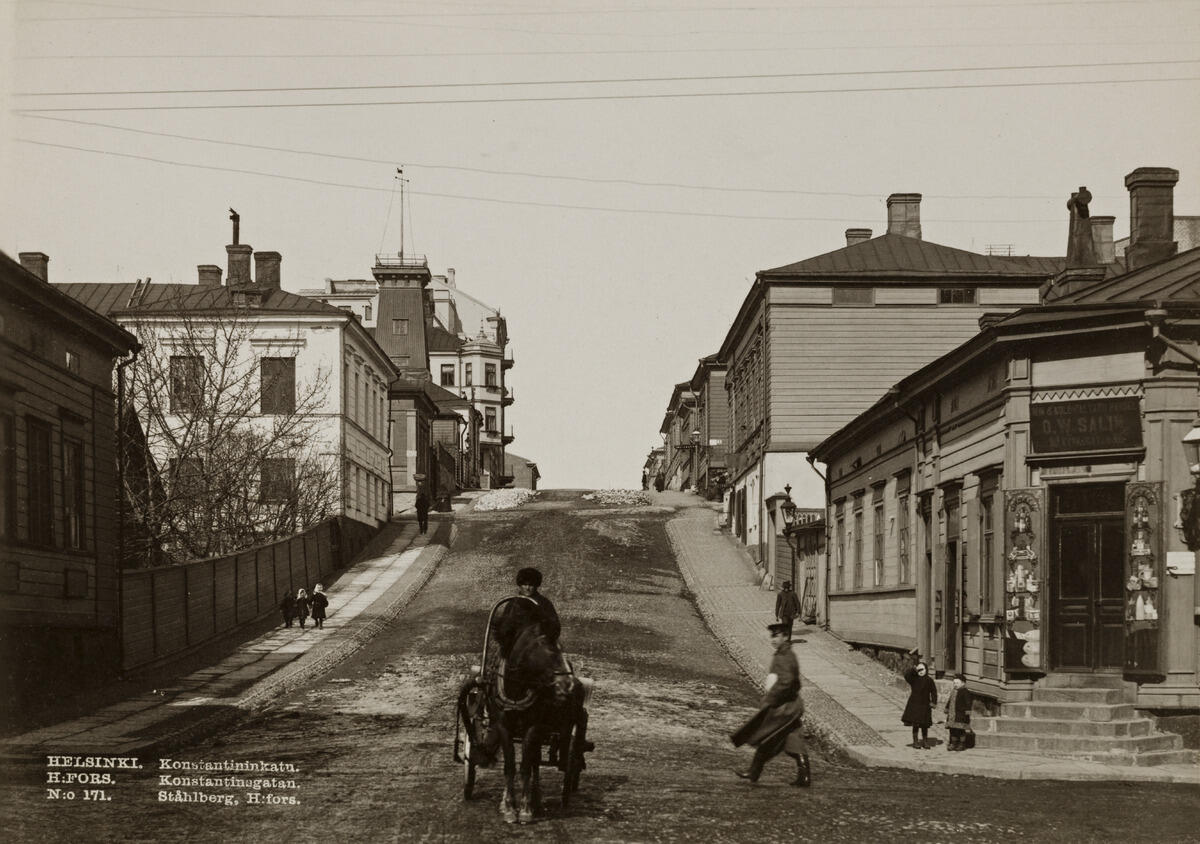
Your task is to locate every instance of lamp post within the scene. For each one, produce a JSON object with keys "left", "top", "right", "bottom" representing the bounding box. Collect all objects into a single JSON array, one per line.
[
  {"left": 779, "top": 484, "right": 798, "bottom": 587},
  {"left": 689, "top": 428, "right": 701, "bottom": 492}
]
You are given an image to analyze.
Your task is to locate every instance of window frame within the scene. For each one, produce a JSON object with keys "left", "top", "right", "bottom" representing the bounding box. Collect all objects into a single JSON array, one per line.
[
  {"left": 260, "top": 457, "right": 296, "bottom": 503},
  {"left": 440, "top": 364, "right": 455, "bottom": 387},
  {"left": 938, "top": 287, "right": 977, "bottom": 305},
  {"left": 169, "top": 355, "right": 205, "bottom": 414},
  {"left": 25, "top": 417, "right": 54, "bottom": 546},
  {"left": 63, "top": 437, "right": 85, "bottom": 551},
  {"left": 260, "top": 357, "right": 297, "bottom": 415},
  {"left": 391, "top": 318, "right": 409, "bottom": 335}
]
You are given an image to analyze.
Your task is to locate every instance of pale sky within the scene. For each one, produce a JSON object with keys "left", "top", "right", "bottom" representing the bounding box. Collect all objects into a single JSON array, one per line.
[{"left": 3, "top": 0, "right": 1199, "bottom": 488}]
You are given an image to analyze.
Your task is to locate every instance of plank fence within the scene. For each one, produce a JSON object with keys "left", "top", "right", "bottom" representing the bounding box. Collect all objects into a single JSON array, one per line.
[{"left": 120, "top": 516, "right": 378, "bottom": 672}]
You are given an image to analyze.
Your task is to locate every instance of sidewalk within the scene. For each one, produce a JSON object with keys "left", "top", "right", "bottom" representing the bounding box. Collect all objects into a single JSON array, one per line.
[
  {"left": 0, "top": 506, "right": 466, "bottom": 762},
  {"left": 659, "top": 490, "right": 1199, "bottom": 785}
]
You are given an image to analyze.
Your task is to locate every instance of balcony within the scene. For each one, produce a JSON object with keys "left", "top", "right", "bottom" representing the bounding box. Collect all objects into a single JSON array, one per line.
[
  {"left": 373, "top": 253, "right": 428, "bottom": 269},
  {"left": 502, "top": 425, "right": 515, "bottom": 445},
  {"left": 501, "top": 387, "right": 514, "bottom": 407},
  {"left": 502, "top": 350, "right": 514, "bottom": 370}
]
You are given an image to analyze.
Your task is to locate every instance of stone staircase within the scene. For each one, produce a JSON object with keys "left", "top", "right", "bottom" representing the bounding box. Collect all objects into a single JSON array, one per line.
[{"left": 974, "top": 673, "right": 1197, "bottom": 767}]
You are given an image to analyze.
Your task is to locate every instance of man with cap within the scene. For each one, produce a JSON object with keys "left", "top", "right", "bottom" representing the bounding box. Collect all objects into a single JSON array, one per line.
[
  {"left": 775, "top": 580, "right": 801, "bottom": 641},
  {"left": 493, "top": 566, "right": 561, "bottom": 658},
  {"left": 730, "top": 622, "right": 811, "bottom": 786}
]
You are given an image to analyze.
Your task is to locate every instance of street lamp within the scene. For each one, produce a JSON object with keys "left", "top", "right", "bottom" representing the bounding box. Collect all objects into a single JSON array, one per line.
[
  {"left": 779, "top": 484, "right": 798, "bottom": 588},
  {"left": 1183, "top": 419, "right": 1200, "bottom": 476}
]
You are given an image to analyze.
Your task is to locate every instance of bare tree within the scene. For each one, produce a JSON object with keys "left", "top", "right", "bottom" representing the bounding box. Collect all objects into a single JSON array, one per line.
[{"left": 120, "top": 309, "right": 339, "bottom": 566}]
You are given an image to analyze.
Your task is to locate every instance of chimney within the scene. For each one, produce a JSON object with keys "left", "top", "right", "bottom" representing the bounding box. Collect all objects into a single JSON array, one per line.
[
  {"left": 845, "top": 228, "right": 872, "bottom": 246},
  {"left": 1090, "top": 216, "right": 1115, "bottom": 265},
  {"left": 197, "top": 264, "right": 223, "bottom": 287},
  {"left": 446, "top": 267, "right": 456, "bottom": 288},
  {"left": 19, "top": 252, "right": 49, "bottom": 281},
  {"left": 1125, "top": 167, "right": 1179, "bottom": 271},
  {"left": 886, "top": 194, "right": 922, "bottom": 239},
  {"left": 254, "top": 251, "right": 281, "bottom": 289},
  {"left": 226, "top": 244, "right": 253, "bottom": 287}
]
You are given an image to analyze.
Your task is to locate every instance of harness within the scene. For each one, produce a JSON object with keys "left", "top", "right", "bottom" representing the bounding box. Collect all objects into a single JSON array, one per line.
[{"left": 489, "top": 597, "right": 574, "bottom": 712}]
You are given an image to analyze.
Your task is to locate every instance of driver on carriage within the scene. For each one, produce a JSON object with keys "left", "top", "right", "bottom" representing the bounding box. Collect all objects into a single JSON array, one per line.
[{"left": 493, "top": 567, "right": 561, "bottom": 657}]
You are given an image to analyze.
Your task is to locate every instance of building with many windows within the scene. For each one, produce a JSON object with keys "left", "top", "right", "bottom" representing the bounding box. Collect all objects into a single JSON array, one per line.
[
  {"left": 718, "top": 193, "right": 1063, "bottom": 583},
  {"left": 1, "top": 250, "right": 139, "bottom": 710}
]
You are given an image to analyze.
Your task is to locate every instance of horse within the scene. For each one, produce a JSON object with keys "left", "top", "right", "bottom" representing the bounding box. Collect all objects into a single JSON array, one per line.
[{"left": 485, "top": 621, "right": 585, "bottom": 824}]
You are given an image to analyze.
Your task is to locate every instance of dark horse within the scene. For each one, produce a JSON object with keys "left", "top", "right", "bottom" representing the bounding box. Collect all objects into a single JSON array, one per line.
[{"left": 485, "top": 620, "right": 587, "bottom": 824}]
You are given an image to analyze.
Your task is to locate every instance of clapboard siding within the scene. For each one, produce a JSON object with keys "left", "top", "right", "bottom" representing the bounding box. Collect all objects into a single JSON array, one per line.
[
  {"left": 769, "top": 287, "right": 832, "bottom": 305},
  {"left": 767, "top": 308, "right": 996, "bottom": 445},
  {"left": 875, "top": 287, "right": 937, "bottom": 305},
  {"left": 978, "top": 287, "right": 1040, "bottom": 306}
]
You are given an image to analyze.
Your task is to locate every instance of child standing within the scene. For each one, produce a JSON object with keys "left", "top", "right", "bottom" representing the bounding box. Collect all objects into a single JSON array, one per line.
[
  {"left": 295, "top": 588, "right": 311, "bottom": 629},
  {"left": 902, "top": 657, "right": 938, "bottom": 749},
  {"left": 945, "top": 673, "right": 973, "bottom": 751},
  {"left": 310, "top": 584, "right": 329, "bottom": 629}
]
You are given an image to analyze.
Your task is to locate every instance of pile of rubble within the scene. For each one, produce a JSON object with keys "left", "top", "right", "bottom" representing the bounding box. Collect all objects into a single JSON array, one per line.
[
  {"left": 582, "top": 489, "right": 653, "bottom": 506},
  {"left": 474, "top": 488, "right": 539, "bottom": 511}
]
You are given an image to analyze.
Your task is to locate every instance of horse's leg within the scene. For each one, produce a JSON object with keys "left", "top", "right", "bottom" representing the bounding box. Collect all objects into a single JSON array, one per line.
[
  {"left": 498, "top": 722, "right": 517, "bottom": 824},
  {"left": 517, "top": 725, "right": 539, "bottom": 824}
]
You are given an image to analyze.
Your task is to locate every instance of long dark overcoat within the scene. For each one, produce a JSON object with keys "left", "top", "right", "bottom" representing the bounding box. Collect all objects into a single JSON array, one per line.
[
  {"left": 731, "top": 642, "right": 806, "bottom": 756},
  {"left": 310, "top": 591, "right": 329, "bottom": 621},
  {"left": 946, "top": 685, "right": 973, "bottom": 730},
  {"left": 901, "top": 667, "right": 938, "bottom": 727}
]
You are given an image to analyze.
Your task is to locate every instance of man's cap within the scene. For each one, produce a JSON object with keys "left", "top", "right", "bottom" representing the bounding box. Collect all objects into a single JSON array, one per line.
[
  {"left": 767, "top": 622, "right": 790, "bottom": 635},
  {"left": 516, "top": 567, "right": 543, "bottom": 588}
]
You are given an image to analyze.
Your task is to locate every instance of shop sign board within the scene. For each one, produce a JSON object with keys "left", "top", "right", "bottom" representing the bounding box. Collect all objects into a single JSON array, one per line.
[{"left": 1030, "top": 397, "right": 1142, "bottom": 454}]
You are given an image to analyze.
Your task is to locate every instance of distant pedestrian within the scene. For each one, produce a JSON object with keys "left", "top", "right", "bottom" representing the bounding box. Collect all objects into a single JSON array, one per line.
[
  {"left": 775, "top": 581, "right": 801, "bottom": 640},
  {"left": 295, "top": 588, "right": 311, "bottom": 629},
  {"left": 902, "top": 655, "right": 938, "bottom": 749},
  {"left": 731, "top": 622, "right": 811, "bottom": 787},
  {"left": 279, "top": 592, "right": 297, "bottom": 628},
  {"left": 945, "top": 673, "right": 973, "bottom": 751},
  {"left": 415, "top": 487, "right": 430, "bottom": 534},
  {"left": 310, "top": 584, "right": 329, "bottom": 630}
]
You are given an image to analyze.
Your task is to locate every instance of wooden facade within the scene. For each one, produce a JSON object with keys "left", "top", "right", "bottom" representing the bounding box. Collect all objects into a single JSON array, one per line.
[
  {"left": 1, "top": 251, "right": 138, "bottom": 708},
  {"left": 813, "top": 247, "right": 1200, "bottom": 708}
]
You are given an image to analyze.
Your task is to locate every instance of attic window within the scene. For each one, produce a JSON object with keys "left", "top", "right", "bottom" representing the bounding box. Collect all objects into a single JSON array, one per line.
[
  {"left": 832, "top": 287, "right": 874, "bottom": 306},
  {"left": 938, "top": 287, "right": 976, "bottom": 305}
]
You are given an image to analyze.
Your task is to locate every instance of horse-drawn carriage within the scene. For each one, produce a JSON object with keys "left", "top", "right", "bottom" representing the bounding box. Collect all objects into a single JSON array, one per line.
[{"left": 453, "top": 596, "right": 593, "bottom": 822}]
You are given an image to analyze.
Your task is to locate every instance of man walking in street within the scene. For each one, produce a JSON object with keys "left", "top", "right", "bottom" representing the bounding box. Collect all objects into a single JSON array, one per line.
[
  {"left": 775, "top": 580, "right": 801, "bottom": 641},
  {"left": 415, "top": 486, "right": 430, "bottom": 534},
  {"left": 731, "top": 622, "right": 811, "bottom": 787}
]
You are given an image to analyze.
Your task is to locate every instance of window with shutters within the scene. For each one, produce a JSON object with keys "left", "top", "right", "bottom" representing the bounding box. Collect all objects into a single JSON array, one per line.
[
  {"left": 26, "top": 417, "right": 53, "bottom": 546},
  {"left": 260, "top": 357, "right": 296, "bottom": 415},
  {"left": 63, "top": 438, "right": 85, "bottom": 550},
  {"left": 169, "top": 355, "right": 204, "bottom": 413}
]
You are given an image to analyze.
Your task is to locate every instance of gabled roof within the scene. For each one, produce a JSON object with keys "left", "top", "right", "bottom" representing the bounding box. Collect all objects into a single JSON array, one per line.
[
  {"left": 1051, "top": 247, "right": 1200, "bottom": 305},
  {"left": 759, "top": 233, "right": 1063, "bottom": 280}
]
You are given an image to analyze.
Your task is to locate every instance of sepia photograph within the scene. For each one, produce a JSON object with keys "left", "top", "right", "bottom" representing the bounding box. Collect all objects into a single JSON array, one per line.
[{"left": 1, "top": 0, "right": 1199, "bottom": 841}]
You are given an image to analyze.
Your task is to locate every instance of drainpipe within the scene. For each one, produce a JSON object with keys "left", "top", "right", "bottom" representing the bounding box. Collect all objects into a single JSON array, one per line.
[
  {"left": 114, "top": 346, "right": 138, "bottom": 676},
  {"left": 805, "top": 453, "right": 829, "bottom": 628}
]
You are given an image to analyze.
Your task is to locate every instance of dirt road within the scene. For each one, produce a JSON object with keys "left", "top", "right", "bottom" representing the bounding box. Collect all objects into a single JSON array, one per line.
[{"left": 6, "top": 491, "right": 1198, "bottom": 842}]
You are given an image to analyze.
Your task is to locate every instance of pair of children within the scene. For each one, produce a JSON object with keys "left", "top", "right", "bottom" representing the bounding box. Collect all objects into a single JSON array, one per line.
[
  {"left": 279, "top": 584, "right": 330, "bottom": 629},
  {"left": 902, "top": 656, "right": 972, "bottom": 751}
]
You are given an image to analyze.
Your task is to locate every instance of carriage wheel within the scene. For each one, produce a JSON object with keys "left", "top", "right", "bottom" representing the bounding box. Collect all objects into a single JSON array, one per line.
[
  {"left": 461, "top": 725, "right": 477, "bottom": 799},
  {"left": 458, "top": 688, "right": 483, "bottom": 800}
]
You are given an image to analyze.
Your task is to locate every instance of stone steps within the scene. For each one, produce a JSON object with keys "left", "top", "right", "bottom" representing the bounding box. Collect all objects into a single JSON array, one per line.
[
  {"left": 1002, "top": 701, "right": 1136, "bottom": 722},
  {"left": 1032, "top": 687, "right": 1131, "bottom": 705},
  {"left": 974, "top": 729, "right": 1182, "bottom": 755},
  {"left": 984, "top": 716, "right": 1154, "bottom": 738}
]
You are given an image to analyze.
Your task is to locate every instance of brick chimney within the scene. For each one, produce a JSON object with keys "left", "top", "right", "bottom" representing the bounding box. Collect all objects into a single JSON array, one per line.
[
  {"left": 197, "top": 264, "right": 222, "bottom": 287},
  {"left": 226, "top": 244, "right": 252, "bottom": 286},
  {"left": 19, "top": 252, "right": 49, "bottom": 281},
  {"left": 1125, "top": 167, "right": 1179, "bottom": 271},
  {"left": 845, "top": 228, "right": 872, "bottom": 246},
  {"left": 1090, "top": 216, "right": 1115, "bottom": 265},
  {"left": 886, "top": 194, "right": 922, "bottom": 239},
  {"left": 254, "top": 251, "right": 281, "bottom": 289}
]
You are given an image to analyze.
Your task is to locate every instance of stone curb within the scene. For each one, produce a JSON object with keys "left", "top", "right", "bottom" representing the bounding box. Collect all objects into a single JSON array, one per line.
[{"left": 1, "top": 521, "right": 453, "bottom": 763}]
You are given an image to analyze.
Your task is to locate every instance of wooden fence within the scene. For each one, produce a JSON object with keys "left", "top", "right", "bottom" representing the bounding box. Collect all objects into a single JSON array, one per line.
[{"left": 120, "top": 516, "right": 378, "bottom": 672}]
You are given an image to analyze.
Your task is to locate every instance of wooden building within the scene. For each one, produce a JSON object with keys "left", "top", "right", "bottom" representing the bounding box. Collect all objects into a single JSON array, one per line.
[
  {"left": 718, "top": 195, "right": 1061, "bottom": 584},
  {"left": 659, "top": 382, "right": 698, "bottom": 491},
  {"left": 812, "top": 169, "right": 1199, "bottom": 717},
  {"left": 689, "top": 353, "right": 729, "bottom": 498},
  {"left": 1, "top": 251, "right": 138, "bottom": 709}
]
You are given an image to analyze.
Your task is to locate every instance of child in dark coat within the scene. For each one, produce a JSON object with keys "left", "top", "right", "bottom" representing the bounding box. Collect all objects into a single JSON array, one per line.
[
  {"left": 279, "top": 593, "right": 297, "bottom": 628},
  {"left": 310, "top": 584, "right": 329, "bottom": 629},
  {"left": 902, "top": 659, "right": 938, "bottom": 749},
  {"left": 945, "top": 673, "right": 973, "bottom": 751},
  {"left": 295, "top": 588, "right": 311, "bottom": 629}
]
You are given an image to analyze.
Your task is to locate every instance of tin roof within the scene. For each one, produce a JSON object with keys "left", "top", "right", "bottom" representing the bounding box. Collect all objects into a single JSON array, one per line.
[{"left": 1050, "top": 246, "right": 1200, "bottom": 305}]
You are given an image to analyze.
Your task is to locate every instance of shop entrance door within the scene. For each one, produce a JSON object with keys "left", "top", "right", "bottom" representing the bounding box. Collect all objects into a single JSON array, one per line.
[{"left": 1050, "top": 484, "right": 1126, "bottom": 672}]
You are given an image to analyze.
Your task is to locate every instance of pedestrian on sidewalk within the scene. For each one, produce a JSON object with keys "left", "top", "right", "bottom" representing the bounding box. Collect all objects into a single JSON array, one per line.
[
  {"left": 902, "top": 655, "right": 938, "bottom": 749},
  {"left": 731, "top": 622, "right": 811, "bottom": 787},
  {"left": 279, "top": 592, "right": 297, "bottom": 628},
  {"left": 775, "top": 581, "right": 801, "bottom": 641},
  {"left": 310, "top": 584, "right": 329, "bottom": 629},
  {"left": 945, "top": 673, "right": 973, "bottom": 751},
  {"left": 415, "top": 486, "right": 431, "bottom": 534},
  {"left": 295, "top": 588, "right": 311, "bottom": 629}
]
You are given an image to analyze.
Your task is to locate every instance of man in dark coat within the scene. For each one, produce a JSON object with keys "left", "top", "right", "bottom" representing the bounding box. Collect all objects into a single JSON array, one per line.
[
  {"left": 731, "top": 622, "right": 810, "bottom": 786},
  {"left": 492, "top": 567, "right": 561, "bottom": 657},
  {"left": 775, "top": 581, "right": 802, "bottom": 641},
  {"left": 415, "top": 487, "right": 430, "bottom": 534}
]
